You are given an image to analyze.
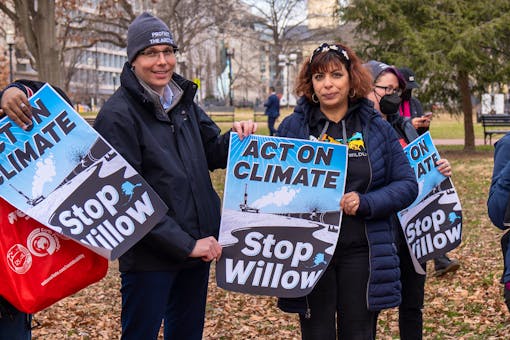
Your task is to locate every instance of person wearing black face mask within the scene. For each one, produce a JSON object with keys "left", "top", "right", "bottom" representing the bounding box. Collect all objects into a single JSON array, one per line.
[
  {"left": 398, "top": 67, "right": 461, "bottom": 279},
  {"left": 365, "top": 60, "right": 454, "bottom": 340},
  {"left": 365, "top": 60, "right": 417, "bottom": 147}
]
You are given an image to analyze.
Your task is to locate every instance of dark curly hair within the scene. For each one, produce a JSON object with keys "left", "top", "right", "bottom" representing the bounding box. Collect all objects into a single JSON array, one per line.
[{"left": 295, "top": 42, "right": 372, "bottom": 104}]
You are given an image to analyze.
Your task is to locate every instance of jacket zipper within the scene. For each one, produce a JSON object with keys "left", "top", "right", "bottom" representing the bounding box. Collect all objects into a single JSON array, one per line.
[{"left": 363, "top": 121, "right": 373, "bottom": 310}]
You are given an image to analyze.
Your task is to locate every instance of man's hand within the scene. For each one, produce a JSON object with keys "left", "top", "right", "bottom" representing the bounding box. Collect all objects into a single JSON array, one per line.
[
  {"left": 232, "top": 120, "right": 257, "bottom": 140},
  {"left": 190, "top": 236, "right": 222, "bottom": 262},
  {"left": 0, "top": 87, "right": 33, "bottom": 130}
]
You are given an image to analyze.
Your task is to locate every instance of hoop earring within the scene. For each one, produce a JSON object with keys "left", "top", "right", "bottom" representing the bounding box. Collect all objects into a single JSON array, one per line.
[
  {"left": 349, "top": 88, "right": 356, "bottom": 98},
  {"left": 312, "top": 93, "right": 319, "bottom": 103}
]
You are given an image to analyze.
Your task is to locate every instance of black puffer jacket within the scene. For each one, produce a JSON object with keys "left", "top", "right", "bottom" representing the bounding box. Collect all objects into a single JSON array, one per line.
[{"left": 94, "top": 63, "right": 230, "bottom": 271}]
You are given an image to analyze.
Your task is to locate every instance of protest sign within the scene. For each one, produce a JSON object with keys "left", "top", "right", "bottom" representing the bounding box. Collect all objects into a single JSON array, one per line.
[
  {"left": 398, "top": 132, "right": 462, "bottom": 272},
  {"left": 216, "top": 134, "right": 347, "bottom": 298},
  {"left": 0, "top": 84, "right": 167, "bottom": 260}
]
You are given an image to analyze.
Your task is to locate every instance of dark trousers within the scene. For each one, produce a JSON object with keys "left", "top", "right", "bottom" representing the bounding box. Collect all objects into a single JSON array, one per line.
[
  {"left": 0, "top": 308, "right": 31, "bottom": 340},
  {"left": 120, "top": 262, "right": 210, "bottom": 340},
  {"left": 299, "top": 246, "right": 378, "bottom": 340},
  {"left": 398, "top": 239, "right": 426, "bottom": 340},
  {"left": 502, "top": 229, "right": 510, "bottom": 283},
  {"left": 268, "top": 116, "right": 277, "bottom": 136}
]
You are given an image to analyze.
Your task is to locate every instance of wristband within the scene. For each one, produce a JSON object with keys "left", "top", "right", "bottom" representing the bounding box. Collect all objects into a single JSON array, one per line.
[{"left": 3, "top": 82, "right": 29, "bottom": 97}]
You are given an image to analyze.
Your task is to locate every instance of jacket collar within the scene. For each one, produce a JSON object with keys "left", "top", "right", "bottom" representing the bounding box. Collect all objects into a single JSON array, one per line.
[
  {"left": 120, "top": 62, "right": 197, "bottom": 117},
  {"left": 295, "top": 97, "right": 370, "bottom": 129}
]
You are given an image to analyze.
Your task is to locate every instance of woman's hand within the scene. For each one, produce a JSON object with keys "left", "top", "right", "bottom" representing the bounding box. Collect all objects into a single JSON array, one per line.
[
  {"left": 411, "top": 116, "right": 430, "bottom": 130},
  {"left": 340, "top": 191, "right": 360, "bottom": 216},
  {"left": 436, "top": 158, "right": 452, "bottom": 177}
]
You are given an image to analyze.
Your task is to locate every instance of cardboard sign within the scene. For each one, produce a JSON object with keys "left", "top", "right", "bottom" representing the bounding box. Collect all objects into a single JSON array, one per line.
[
  {"left": 0, "top": 84, "right": 167, "bottom": 260},
  {"left": 398, "top": 132, "right": 462, "bottom": 273},
  {"left": 216, "top": 134, "right": 347, "bottom": 297}
]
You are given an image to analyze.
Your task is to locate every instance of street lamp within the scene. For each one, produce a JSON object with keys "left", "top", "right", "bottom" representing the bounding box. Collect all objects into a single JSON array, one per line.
[
  {"left": 6, "top": 30, "right": 15, "bottom": 83},
  {"left": 112, "top": 74, "right": 117, "bottom": 93},
  {"left": 226, "top": 47, "right": 235, "bottom": 107},
  {"left": 87, "top": 56, "right": 95, "bottom": 109},
  {"left": 176, "top": 52, "right": 187, "bottom": 79},
  {"left": 278, "top": 53, "right": 298, "bottom": 107}
]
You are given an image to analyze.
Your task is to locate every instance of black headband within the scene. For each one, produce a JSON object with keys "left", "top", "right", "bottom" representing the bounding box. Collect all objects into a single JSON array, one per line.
[{"left": 309, "top": 43, "right": 350, "bottom": 66}]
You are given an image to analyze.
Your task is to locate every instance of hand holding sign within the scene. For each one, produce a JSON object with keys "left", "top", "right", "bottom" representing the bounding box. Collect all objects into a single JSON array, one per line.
[
  {"left": 0, "top": 86, "right": 33, "bottom": 130},
  {"left": 340, "top": 191, "right": 360, "bottom": 216},
  {"left": 190, "top": 236, "right": 222, "bottom": 262}
]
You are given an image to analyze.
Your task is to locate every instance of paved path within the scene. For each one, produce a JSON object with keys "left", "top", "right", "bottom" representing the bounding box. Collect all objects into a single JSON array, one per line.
[{"left": 434, "top": 138, "right": 486, "bottom": 145}]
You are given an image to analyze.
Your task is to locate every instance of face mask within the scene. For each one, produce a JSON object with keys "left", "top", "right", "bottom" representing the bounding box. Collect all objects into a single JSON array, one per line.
[{"left": 379, "top": 93, "right": 401, "bottom": 115}]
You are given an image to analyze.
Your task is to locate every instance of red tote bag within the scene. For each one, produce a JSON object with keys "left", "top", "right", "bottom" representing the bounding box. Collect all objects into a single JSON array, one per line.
[{"left": 0, "top": 198, "right": 108, "bottom": 313}]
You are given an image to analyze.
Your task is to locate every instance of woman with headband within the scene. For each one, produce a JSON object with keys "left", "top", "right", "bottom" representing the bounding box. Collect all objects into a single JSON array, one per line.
[{"left": 276, "top": 42, "right": 418, "bottom": 339}]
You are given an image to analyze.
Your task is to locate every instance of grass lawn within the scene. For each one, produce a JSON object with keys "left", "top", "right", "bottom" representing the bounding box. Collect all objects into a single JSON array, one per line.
[
  {"left": 427, "top": 112, "right": 485, "bottom": 140},
  {"left": 85, "top": 105, "right": 488, "bottom": 141},
  {"left": 215, "top": 108, "right": 487, "bottom": 142}
]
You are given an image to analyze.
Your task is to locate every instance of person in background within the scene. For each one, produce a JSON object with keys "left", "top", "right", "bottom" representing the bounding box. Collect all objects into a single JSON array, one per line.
[
  {"left": 0, "top": 79, "right": 74, "bottom": 340},
  {"left": 365, "top": 60, "right": 453, "bottom": 339},
  {"left": 399, "top": 66, "right": 460, "bottom": 277},
  {"left": 487, "top": 132, "right": 510, "bottom": 313},
  {"left": 276, "top": 43, "right": 418, "bottom": 339},
  {"left": 398, "top": 67, "right": 430, "bottom": 135},
  {"left": 93, "top": 13, "right": 256, "bottom": 340},
  {"left": 264, "top": 86, "right": 280, "bottom": 136}
]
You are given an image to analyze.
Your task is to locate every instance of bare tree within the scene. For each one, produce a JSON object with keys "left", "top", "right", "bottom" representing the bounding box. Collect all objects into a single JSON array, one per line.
[
  {"left": 240, "top": 0, "right": 307, "bottom": 92},
  {"left": 0, "top": 0, "right": 134, "bottom": 89},
  {"left": 0, "top": 0, "right": 63, "bottom": 86}
]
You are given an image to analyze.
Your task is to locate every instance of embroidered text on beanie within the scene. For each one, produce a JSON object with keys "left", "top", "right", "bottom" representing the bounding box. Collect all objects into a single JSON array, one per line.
[{"left": 127, "top": 12, "right": 177, "bottom": 63}]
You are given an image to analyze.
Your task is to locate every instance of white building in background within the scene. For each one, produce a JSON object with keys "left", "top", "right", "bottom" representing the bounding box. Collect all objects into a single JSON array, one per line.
[
  {"left": 69, "top": 0, "right": 157, "bottom": 109},
  {"left": 70, "top": 43, "right": 125, "bottom": 110},
  {"left": 0, "top": 12, "right": 39, "bottom": 88},
  {"left": 2, "top": 0, "right": 350, "bottom": 109}
]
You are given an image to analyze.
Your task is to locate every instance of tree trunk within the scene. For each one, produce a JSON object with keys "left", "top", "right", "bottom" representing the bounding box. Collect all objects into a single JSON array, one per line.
[
  {"left": 33, "top": 0, "right": 62, "bottom": 87},
  {"left": 458, "top": 70, "right": 475, "bottom": 151}
]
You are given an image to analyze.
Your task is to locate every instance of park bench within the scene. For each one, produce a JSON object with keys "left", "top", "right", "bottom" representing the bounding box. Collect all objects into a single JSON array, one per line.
[
  {"left": 478, "top": 114, "right": 510, "bottom": 144},
  {"left": 253, "top": 106, "right": 266, "bottom": 122},
  {"left": 84, "top": 116, "right": 96, "bottom": 126},
  {"left": 205, "top": 106, "right": 235, "bottom": 122}
]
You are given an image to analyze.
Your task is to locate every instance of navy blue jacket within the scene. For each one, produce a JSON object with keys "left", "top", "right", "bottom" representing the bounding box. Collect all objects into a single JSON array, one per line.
[
  {"left": 264, "top": 93, "right": 280, "bottom": 118},
  {"left": 387, "top": 113, "right": 419, "bottom": 144},
  {"left": 277, "top": 97, "right": 418, "bottom": 311},
  {"left": 488, "top": 133, "right": 510, "bottom": 230},
  {"left": 94, "top": 63, "right": 230, "bottom": 271}
]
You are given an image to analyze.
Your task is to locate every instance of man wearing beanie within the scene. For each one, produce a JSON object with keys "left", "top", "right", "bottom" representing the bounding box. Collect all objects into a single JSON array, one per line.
[{"left": 94, "top": 12, "right": 256, "bottom": 340}]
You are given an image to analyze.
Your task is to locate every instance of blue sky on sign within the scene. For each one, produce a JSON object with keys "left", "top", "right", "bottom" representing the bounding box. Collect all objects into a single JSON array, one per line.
[
  {"left": 223, "top": 134, "right": 347, "bottom": 214},
  {"left": 0, "top": 84, "right": 97, "bottom": 209}
]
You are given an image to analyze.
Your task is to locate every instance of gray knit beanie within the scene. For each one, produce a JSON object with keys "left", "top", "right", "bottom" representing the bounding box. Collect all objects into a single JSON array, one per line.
[{"left": 127, "top": 12, "right": 177, "bottom": 63}]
